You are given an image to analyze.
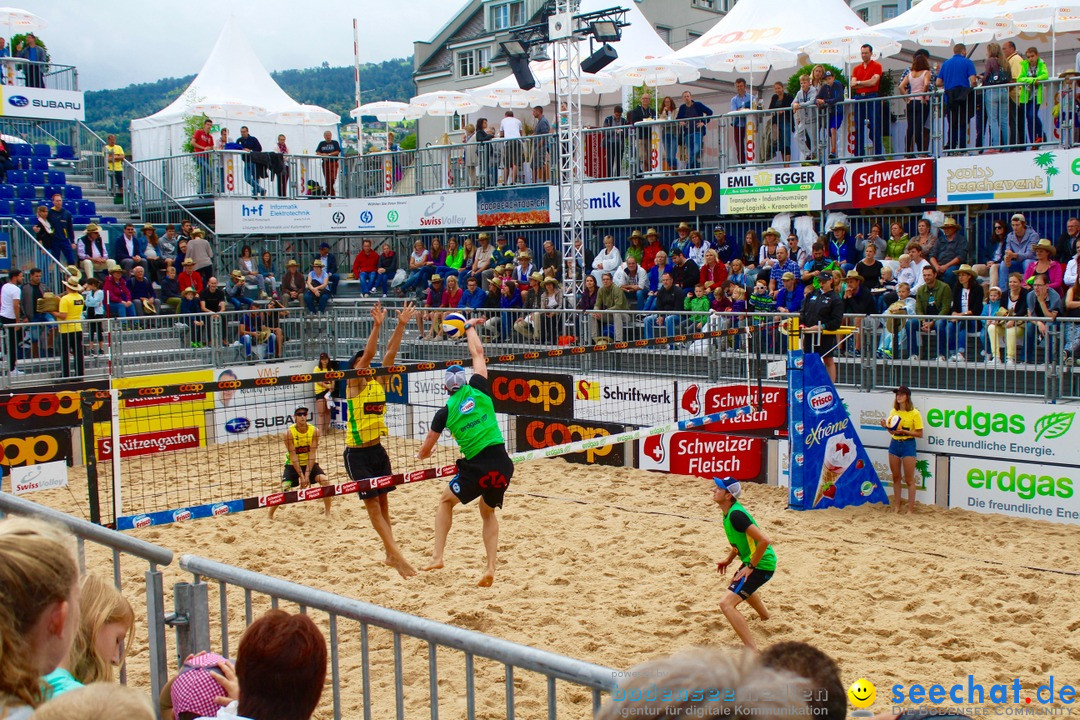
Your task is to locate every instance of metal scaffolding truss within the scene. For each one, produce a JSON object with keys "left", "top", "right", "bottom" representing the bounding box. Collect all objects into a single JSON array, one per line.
[{"left": 553, "top": 0, "right": 586, "bottom": 303}]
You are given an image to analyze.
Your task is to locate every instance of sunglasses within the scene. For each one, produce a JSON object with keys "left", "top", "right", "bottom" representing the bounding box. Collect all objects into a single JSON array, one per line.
[{"left": 294, "top": 411, "right": 308, "bottom": 417}]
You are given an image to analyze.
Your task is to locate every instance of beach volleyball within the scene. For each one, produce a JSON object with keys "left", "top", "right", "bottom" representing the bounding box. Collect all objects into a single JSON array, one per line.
[
  {"left": 887, "top": 415, "right": 902, "bottom": 432},
  {"left": 442, "top": 312, "right": 467, "bottom": 338}
]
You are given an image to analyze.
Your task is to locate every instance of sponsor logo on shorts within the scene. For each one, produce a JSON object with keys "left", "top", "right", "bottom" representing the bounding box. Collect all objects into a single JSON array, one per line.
[
  {"left": 212, "top": 503, "right": 230, "bottom": 516},
  {"left": 172, "top": 509, "right": 192, "bottom": 522},
  {"left": 225, "top": 417, "right": 251, "bottom": 434},
  {"left": 133, "top": 515, "right": 152, "bottom": 529},
  {"left": 450, "top": 481, "right": 461, "bottom": 494}
]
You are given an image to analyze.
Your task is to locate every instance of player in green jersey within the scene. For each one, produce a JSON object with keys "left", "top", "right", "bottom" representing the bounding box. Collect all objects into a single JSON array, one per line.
[{"left": 714, "top": 476, "right": 776, "bottom": 649}]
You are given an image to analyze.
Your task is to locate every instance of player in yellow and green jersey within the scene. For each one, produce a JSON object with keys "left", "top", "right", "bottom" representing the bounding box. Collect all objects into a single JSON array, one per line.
[
  {"left": 714, "top": 476, "right": 776, "bottom": 649},
  {"left": 345, "top": 302, "right": 416, "bottom": 578}
]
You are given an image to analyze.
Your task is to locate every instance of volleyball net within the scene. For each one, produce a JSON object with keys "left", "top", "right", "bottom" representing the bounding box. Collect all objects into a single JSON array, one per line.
[{"left": 2, "top": 316, "right": 790, "bottom": 529}]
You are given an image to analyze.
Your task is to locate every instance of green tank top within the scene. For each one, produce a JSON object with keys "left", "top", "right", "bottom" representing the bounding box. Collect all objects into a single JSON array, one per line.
[
  {"left": 445, "top": 385, "right": 503, "bottom": 460},
  {"left": 723, "top": 501, "right": 777, "bottom": 571}
]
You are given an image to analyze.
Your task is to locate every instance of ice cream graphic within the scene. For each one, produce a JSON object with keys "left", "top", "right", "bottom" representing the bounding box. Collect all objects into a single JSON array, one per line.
[{"left": 814, "top": 434, "right": 856, "bottom": 507}]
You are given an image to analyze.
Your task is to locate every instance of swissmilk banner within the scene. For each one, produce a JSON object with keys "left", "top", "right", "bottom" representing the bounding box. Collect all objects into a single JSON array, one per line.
[{"left": 787, "top": 351, "right": 888, "bottom": 511}]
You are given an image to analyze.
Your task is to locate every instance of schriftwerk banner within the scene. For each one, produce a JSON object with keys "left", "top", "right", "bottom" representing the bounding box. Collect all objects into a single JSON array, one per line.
[{"left": 786, "top": 351, "right": 887, "bottom": 511}]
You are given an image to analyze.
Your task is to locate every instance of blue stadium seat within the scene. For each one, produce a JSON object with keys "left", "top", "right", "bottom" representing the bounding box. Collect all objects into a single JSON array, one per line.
[
  {"left": 32, "top": 144, "right": 50, "bottom": 158},
  {"left": 29, "top": 157, "right": 47, "bottom": 172},
  {"left": 63, "top": 184, "right": 82, "bottom": 200},
  {"left": 0, "top": 201, "right": 11, "bottom": 216},
  {"left": 73, "top": 215, "right": 92, "bottom": 225},
  {"left": 63, "top": 200, "right": 77, "bottom": 214},
  {"left": 16, "top": 184, "right": 35, "bottom": 199},
  {"left": 13, "top": 199, "right": 33, "bottom": 216},
  {"left": 43, "top": 185, "right": 62, "bottom": 200},
  {"left": 77, "top": 200, "right": 96, "bottom": 216},
  {"left": 15, "top": 157, "right": 30, "bottom": 170},
  {"left": 99, "top": 216, "right": 118, "bottom": 224},
  {"left": 55, "top": 145, "right": 75, "bottom": 160},
  {"left": 8, "top": 143, "right": 30, "bottom": 157},
  {"left": 27, "top": 170, "right": 44, "bottom": 185},
  {"left": 0, "top": 184, "right": 14, "bottom": 199},
  {"left": 8, "top": 170, "right": 25, "bottom": 184},
  {"left": 47, "top": 171, "right": 65, "bottom": 185}
]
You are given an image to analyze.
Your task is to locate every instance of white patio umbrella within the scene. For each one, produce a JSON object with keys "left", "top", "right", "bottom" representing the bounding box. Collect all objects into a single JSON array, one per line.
[
  {"left": 272, "top": 104, "right": 340, "bottom": 125},
  {"left": 0, "top": 7, "right": 46, "bottom": 34},
  {"left": 351, "top": 101, "right": 415, "bottom": 122},
  {"left": 802, "top": 30, "right": 902, "bottom": 98},
  {"left": 608, "top": 56, "right": 702, "bottom": 88},
  {"left": 875, "top": 4, "right": 1018, "bottom": 48},
  {"left": 470, "top": 85, "right": 550, "bottom": 109},
  {"left": 695, "top": 43, "right": 799, "bottom": 75},
  {"left": 1009, "top": 2, "right": 1080, "bottom": 73},
  {"left": 409, "top": 90, "right": 482, "bottom": 117}
]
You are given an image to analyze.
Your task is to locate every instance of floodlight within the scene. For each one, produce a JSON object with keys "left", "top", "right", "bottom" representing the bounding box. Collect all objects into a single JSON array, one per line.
[
  {"left": 590, "top": 20, "right": 621, "bottom": 42},
  {"left": 500, "top": 40, "right": 530, "bottom": 58}
]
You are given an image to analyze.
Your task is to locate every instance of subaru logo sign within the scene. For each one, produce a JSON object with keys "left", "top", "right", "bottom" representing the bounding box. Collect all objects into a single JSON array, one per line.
[
  {"left": 360, "top": 210, "right": 373, "bottom": 224},
  {"left": 8, "top": 95, "right": 28, "bottom": 108},
  {"left": 225, "top": 417, "right": 251, "bottom": 434}
]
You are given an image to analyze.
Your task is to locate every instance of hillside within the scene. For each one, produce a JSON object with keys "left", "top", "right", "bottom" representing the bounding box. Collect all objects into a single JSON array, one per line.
[{"left": 85, "top": 57, "right": 415, "bottom": 153}]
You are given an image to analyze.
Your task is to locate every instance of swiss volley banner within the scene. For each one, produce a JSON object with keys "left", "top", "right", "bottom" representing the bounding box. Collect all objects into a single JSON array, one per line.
[{"left": 787, "top": 351, "right": 887, "bottom": 510}]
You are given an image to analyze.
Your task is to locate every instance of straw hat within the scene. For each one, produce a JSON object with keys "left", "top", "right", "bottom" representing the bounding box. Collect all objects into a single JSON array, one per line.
[
  {"left": 677, "top": 222, "right": 691, "bottom": 231},
  {"left": 66, "top": 265, "right": 81, "bottom": 282},
  {"left": 230, "top": 269, "right": 243, "bottom": 279},
  {"left": 142, "top": 222, "right": 155, "bottom": 230},
  {"left": 182, "top": 286, "right": 197, "bottom": 296},
  {"left": 106, "top": 260, "right": 122, "bottom": 273},
  {"left": 831, "top": 219, "right": 849, "bottom": 230},
  {"left": 629, "top": 229, "right": 643, "bottom": 238},
  {"left": 478, "top": 232, "right": 490, "bottom": 241},
  {"left": 182, "top": 258, "right": 195, "bottom": 266},
  {"left": 529, "top": 271, "right": 544, "bottom": 283},
  {"left": 63, "top": 276, "right": 82, "bottom": 291},
  {"left": 191, "top": 228, "right": 205, "bottom": 237},
  {"left": 941, "top": 217, "right": 960, "bottom": 229},
  {"left": 1034, "top": 238, "right": 1056, "bottom": 255},
  {"left": 845, "top": 269, "right": 862, "bottom": 280},
  {"left": 430, "top": 274, "right": 443, "bottom": 282},
  {"left": 84, "top": 222, "right": 101, "bottom": 233},
  {"left": 955, "top": 263, "right": 977, "bottom": 277},
  {"left": 645, "top": 228, "right": 659, "bottom": 237},
  {"left": 312, "top": 259, "right": 324, "bottom": 267},
  {"left": 543, "top": 276, "right": 559, "bottom": 286},
  {"left": 286, "top": 259, "right": 299, "bottom": 267},
  {"left": 763, "top": 228, "right": 781, "bottom": 238}
]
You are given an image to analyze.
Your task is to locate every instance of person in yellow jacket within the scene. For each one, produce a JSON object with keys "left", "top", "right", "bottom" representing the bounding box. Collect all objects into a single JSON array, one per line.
[
  {"left": 1018, "top": 46, "right": 1049, "bottom": 145},
  {"left": 345, "top": 301, "right": 417, "bottom": 578},
  {"left": 55, "top": 276, "right": 85, "bottom": 378}
]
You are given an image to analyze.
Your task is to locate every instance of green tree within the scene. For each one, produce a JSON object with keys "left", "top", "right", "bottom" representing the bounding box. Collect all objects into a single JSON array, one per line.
[
  {"left": 914, "top": 459, "right": 931, "bottom": 485},
  {"left": 1033, "top": 152, "right": 1058, "bottom": 194}
]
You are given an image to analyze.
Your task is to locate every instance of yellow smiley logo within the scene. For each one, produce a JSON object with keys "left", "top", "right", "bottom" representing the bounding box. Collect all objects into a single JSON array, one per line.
[{"left": 848, "top": 678, "right": 876, "bottom": 709}]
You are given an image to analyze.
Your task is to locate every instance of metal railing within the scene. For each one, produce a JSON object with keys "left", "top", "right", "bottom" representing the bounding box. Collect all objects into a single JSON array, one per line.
[
  {"left": 0, "top": 58, "right": 78, "bottom": 91},
  {"left": 180, "top": 553, "right": 616, "bottom": 720},
  {"left": 2, "top": 302, "right": 1076, "bottom": 400},
  {"left": 0, "top": 494, "right": 173, "bottom": 704},
  {"left": 3, "top": 219, "right": 71, "bottom": 293},
  {"left": 122, "top": 158, "right": 216, "bottom": 240}
]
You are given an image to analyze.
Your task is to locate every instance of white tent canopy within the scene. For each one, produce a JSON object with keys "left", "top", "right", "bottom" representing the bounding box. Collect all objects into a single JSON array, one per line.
[
  {"left": 673, "top": 0, "right": 878, "bottom": 68},
  {"left": 873, "top": 0, "right": 1019, "bottom": 46},
  {"left": 130, "top": 17, "right": 339, "bottom": 160}
]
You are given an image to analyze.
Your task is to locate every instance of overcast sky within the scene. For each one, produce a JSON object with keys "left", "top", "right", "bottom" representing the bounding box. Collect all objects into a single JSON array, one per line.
[{"left": 16, "top": 0, "right": 463, "bottom": 91}]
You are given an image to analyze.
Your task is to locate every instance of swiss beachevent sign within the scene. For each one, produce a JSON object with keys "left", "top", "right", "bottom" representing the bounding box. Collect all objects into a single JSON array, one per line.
[
  {"left": 0, "top": 86, "right": 84, "bottom": 121},
  {"left": 936, "top": 149, "right": 1074, "bottom": 206},
  {"left": 825, "top": 158, "right": 935, "bottom": 210},
  {"left": 719, "top": 166, "right": 822, "bottom": 215}
]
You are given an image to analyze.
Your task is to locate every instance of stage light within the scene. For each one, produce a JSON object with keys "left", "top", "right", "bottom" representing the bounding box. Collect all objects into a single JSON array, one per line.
[
  {"left": 500, "top": 40, "right": 529, "bottom": 58},
  {"left": 590, "top": 20, "right": 621, "bottom": 42},
  {"left": 530, "top": 44, "right": 550, "bottom": 62},
  {"left": 581, "top": 43, "right": 618, "bottom": 74}
]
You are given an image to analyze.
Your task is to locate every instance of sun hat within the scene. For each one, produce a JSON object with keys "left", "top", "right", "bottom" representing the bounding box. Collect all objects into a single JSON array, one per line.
[
  {"left": 782, "top": 271, "right": 796, "bottom": 281},
  {"left": 182, "top": 286, "right": 197, "bottom": 295},
  {"left": 941, "top": 217, "right": 960, "bottom": 228},
  {"left": 645, "top": 228, "right": 659, "bottom": 237},
  {"left": 678, "top": 221, "right": 691, "bottom": 231},
  {"left": 182, "top": 258, "right": 195, "bottom": 265},
  {"left": 529, "top": 271, "right": 544, "bottom": 283},
  {"left": 444, "top": 364, "right": 468, "bottom": 393},
  {"left": 313, "top": 259, "right": 324, "bottom": 267},
  {"left": 167, "top": 652, "right": 230, "bottom": 720},
  {"left": 845, "top": 270, "right": 862, "bottom": 280},
  {"left": 543, "top": 276, "right": 559, "bottom": 286},
  {"left": 84, "top": 222, "right": 100, "bottom": 233},
  {"left": 430, "top": 274, "right": 442, "bottom": 282},
  {"left": 286, "top": 259, "right": 299, "bottom": 267},
  {"left": 763, "top": 228, "right": 781, "bottom": 238},
  {"left": 107, "top": 260, "right": 122, "bottom": 273},
  {"left": 1034, "top": 238, "right": 1056, "bottom": 255},
  {"left": 63, "top": 276, "right": 81, "bottom": 291},
  {"left": 191, "top": 228, "right": 205, "bottom": 237},
  {"left": 630, "top": 229, "right": 643, "bottom": 238},
  {"left": 713, "top": 476, "right": 743, "bottom": 498},
  {"left": 230, "top": 269, "right": 243, "bottom": 279},
  {"left": 955, "top": 264, "right": 977, "bottom": 277},
  {"left": 831, "top": 219, "right": 849, "bottom": 230}
]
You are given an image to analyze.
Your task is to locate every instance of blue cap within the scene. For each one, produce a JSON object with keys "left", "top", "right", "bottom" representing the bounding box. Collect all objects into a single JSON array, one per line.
[
  {"left": 444, "top": 365, "right": 468, "bottom": 393},
  {"left": 713, "top": 477, "right": 742, "bottom": 498}
]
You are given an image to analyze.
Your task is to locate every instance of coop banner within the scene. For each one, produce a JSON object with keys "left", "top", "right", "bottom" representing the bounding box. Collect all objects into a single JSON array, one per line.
[
  {"left": 515, "top": 416, "right": 626, "bottom": 467},
  {"left": 639, "top": 432, "right": 765, "bottom": 482},
  {"left": 1, "top": 428, "right": 73, "bottom": 469},
  {"left": 0, "top": 380, "right": 109, "bottom": 433},
  {"left": 937, "top": 149, "right": 1075, "bottom": 206},
  {"left": 487, "top": 369, "right": 574, "bottom": 420},
  {"left": 787, "top": 352, "right": 887, "bottom": 511},
  {"left": 630, "top": 175, "right": 721, "bottom": 218},
  {"left": 212, "top": 360, "right": 318, "bottom": 444},
  {"left": 477, "top": 186, "right": 550, "bottom": 226}
]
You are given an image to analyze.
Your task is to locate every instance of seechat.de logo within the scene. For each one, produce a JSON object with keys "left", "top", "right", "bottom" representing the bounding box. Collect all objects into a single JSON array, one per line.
[
  {"left": 808, "top": 386, "right": 835, "bottom": 414},
  {"left": 225, "top": 417, "right": 251, "bottom": 434},
  {"left": 8, "top": 95, "right": 29, "bottom": 108}
]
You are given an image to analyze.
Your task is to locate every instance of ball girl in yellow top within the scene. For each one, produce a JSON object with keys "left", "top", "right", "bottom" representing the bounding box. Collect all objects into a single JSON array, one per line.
[
  {"left": 313, "top": 352, "right": 334, "bottom": 437},
  {"left": 880, "top": 385, "right": 924, "bottom": 514},
  {"left": 346, "top": 301, "right": 417, "bottom": 578},
  {"left": 271, "top": 405, "right": 330, "bottom": 520}
]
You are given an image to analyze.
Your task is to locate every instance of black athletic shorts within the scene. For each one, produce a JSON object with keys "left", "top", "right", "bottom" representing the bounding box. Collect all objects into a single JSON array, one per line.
[
  {"left": 727, "top": 564, "right": 774, "bottom": 599},
  {"left": 344, "top": 444, "right": 395, "bottom": 500},
  {"left": 803, "top": 331, "right": 837, "bottom": 357},
  {"left": 282, "top": 463, "right": 326, "bottom": 488},
  {"left": 449, "top": 444, "right": 514, "bottom": 509}
]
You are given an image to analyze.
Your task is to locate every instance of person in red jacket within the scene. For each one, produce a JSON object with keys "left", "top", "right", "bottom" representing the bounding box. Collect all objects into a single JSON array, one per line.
[
  {"left": 351, "top": 239, "right": 380, "bottom": 296},
  {"left": 178, "top": 258, "right": 204, "bottom": 294},
  {"left": 642, "top": 228, "right": 663, "bottom": 271}
]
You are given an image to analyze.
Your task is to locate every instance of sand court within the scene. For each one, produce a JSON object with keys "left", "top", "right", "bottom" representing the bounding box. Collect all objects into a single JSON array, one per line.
[{"left": 26, "top": 448, "right": 1080, "bottom": 719}]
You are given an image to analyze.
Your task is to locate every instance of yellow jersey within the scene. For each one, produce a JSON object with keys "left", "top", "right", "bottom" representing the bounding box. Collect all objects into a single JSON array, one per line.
[
  {"left": 57, "top": 291, "right": 84, "bottom": 333},
  {"left": 314, "top": 363, "right": 333, "bottom": 395},
  {"left": 284, "top": 423, "right": 315, "bottom": 466},
  {"left": 346, "top": 380, "right": 387, "bottom": 447},
  {"left": 887, "top": 408, "right": 923, "bottom": 442},
  {"left": 104, "top": 143, "right": 125, "bottom": 171}
]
